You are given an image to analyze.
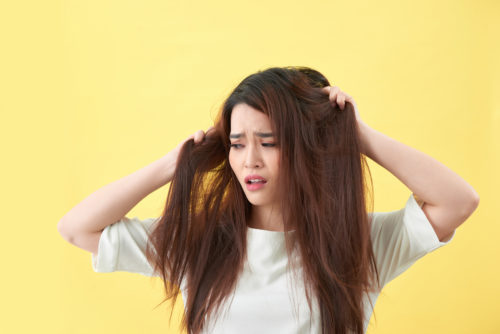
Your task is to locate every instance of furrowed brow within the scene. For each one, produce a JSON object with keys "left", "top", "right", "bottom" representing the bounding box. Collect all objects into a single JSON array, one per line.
[{"left": 229, "top": 132, "right": 274, "bottom": 139}]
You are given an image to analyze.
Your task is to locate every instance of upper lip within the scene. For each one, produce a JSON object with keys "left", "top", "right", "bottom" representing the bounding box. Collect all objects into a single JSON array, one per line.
[{"left": 245, "top": 174, "right": 267, "bottom": 183}]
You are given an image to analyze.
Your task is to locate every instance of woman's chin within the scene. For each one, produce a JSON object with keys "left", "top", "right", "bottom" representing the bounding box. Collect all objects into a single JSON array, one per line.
[{"left": 245, "top": 197, "right": 266, "bottom": 206}]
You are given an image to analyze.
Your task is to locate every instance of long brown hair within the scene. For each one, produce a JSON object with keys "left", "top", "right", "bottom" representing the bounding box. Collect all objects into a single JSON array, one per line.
[{"left": 145, "top": 66, "right": 380, "bottom": 334}]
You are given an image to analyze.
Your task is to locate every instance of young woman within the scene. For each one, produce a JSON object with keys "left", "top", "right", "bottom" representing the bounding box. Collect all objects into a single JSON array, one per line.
[{"left": 58, "top": 66, "right": 479, "bottom": 334}]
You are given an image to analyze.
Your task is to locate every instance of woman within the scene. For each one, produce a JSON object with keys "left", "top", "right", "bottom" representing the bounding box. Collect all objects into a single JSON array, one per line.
[{"left": 58, "top": 66, "right": 479, "bottom": 334}]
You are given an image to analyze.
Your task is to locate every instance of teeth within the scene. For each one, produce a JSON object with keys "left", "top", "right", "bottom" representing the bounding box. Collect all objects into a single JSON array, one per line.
[{"left": 249, "top": 179, "right": 265, "bottom": 183}]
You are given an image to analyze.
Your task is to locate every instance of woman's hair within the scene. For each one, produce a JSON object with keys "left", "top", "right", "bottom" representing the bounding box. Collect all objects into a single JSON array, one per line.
[{"left": 145, "top": 66, "right": 379, "bottom": 334}]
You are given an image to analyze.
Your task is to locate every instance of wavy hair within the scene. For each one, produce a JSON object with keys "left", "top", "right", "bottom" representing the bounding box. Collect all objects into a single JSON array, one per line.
[{"left": 145, "top": 66, "right": 379, "bottom": 334}]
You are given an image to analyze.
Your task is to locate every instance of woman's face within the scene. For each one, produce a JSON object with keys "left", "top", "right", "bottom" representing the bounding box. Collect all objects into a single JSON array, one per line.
[{"left": 228, "top": 103, "right": 280, "bottom": 207}]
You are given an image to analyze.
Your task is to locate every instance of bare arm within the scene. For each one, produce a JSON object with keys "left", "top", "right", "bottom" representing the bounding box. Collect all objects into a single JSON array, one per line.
[
  {"left": 322, "top": 86, "right": 478, "bottom": 242},
  {"left": 359, "top": 121, "right": 479, "bottom": 241},
  {"left": 58, "top": 152, "right": 176, "bottom": 234},
  {"left": 56, "top": 152, "right": 177, "bottom": 252},
  {"left": 57, "top": 127, "right": 213, "bottom": 253}
]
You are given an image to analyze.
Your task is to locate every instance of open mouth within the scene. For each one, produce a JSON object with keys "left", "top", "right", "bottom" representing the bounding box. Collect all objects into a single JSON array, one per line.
[
  {"left": 246, "top": 180, "right": 267, "bottom": 184},
  {"left": 246, "top": 180, "right": 267, "bottom": 191}
]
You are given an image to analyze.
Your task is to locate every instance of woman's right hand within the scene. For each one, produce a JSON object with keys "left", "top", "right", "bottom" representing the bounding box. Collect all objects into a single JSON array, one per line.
[
  {"left": 185, "top": 126, "right": 215, "bottom": 145},
  {"left": 170, "top": 126, "right": 215, "bottom": 163}
]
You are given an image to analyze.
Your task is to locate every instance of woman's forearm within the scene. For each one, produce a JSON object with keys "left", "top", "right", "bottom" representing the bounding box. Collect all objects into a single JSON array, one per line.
[
  {"left": 57, "top": 152, "right": 177, "bottom": 237},
  {"left": 358, "top": 121, "right": 479, "bottom": 215}
]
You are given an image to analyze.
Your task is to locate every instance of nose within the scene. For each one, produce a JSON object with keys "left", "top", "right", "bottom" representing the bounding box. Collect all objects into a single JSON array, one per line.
[{"left": 244, "top": 143, "right": 262, "bottom": 168}]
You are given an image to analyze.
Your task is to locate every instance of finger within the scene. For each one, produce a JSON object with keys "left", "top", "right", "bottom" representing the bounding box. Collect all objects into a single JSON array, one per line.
[
  {"left": 337, "top": 94, "right": 346, "bottom": 110},
  {"left": 329, "top": 87, "right": 340, "bottom": 107},
  {"left": 329, "top": 86, "right": 340, "bottom": 101},
  {"left": 322, "top": 86, "right": 336, "bottom": 107},
  {"left": 194, "top": 130, "right": 204, "bottom": 143}
]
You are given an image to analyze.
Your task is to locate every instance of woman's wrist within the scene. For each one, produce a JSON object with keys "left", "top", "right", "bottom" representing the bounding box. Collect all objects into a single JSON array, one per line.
[
  {"left": 357, "top": 120, "right": 372, "bottom": 157},
  {"left": 156, "top": 152, "right": 177, "bottom": 186}
]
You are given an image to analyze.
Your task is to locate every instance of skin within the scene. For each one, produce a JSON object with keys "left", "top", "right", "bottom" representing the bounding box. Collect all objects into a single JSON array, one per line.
[
  {"left": 228, "top": 103, "right": 285, "bottom": 231},
  {"left": 182, "top": 103, "right": 284, "bottom": 231},
  {"left": 322, "top": 85, "right": 478, "bottom": 241},
  {"left": 192, "top": 84, "right": 478, "bottom": 237}
]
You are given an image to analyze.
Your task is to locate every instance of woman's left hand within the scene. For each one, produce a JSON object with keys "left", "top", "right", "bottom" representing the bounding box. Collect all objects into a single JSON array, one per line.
[
  {"left": 322, "top": 86, "right": 371, "bottom": 154},
  {"left": 321, "top": 86, "right": 363, "bottom": 125}
]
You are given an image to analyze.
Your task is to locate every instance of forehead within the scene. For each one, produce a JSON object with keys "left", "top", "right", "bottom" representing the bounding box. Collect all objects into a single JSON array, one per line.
[{"left": 230, "top": 103, "right": 272, "bottom": 131}]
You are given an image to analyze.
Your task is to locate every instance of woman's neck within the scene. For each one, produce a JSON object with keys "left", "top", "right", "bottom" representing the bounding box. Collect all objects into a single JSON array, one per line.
[{"left": 247, "top": 205, "right": 285, "bottom": 231}]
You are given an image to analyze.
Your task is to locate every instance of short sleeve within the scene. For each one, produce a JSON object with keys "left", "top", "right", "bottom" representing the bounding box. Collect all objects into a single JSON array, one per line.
[
  {"left": 369, "top": 193, "right": 456, "bottom": 289},
  {"left": 91, "top": 216, "right": 160, "bottom": 277}
]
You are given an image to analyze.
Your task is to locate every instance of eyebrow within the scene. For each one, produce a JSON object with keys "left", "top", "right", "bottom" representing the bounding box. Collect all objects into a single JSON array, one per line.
[{"left": 229, "top": 131, "right": 274, "bottom": 139}]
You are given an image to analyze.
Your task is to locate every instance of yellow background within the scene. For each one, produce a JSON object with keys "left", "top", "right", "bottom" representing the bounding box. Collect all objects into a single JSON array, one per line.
[{"left": 1, "top": 0, "right": 498, "bottom": 333}]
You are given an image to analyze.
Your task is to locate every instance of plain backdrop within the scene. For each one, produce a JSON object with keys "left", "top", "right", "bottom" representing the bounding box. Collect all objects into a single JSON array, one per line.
[{"left": 0, "top": 0, "right": 498, "bottom": 333}]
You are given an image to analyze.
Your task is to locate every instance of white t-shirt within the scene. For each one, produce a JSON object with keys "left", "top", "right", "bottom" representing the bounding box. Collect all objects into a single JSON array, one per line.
[{"left": 91, "top": 193, "right": 455, "bottom": 333}]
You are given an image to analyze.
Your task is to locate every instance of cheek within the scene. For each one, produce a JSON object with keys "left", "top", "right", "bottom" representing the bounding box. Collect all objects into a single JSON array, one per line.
[
  {"left": 228, "top": 155, "right": 237, "bottom": 173},
  {"left": 273, "top": 154, "right": 280, "bottom": 169}
]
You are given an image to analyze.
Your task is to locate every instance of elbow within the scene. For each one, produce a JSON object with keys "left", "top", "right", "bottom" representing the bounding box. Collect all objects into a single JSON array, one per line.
[
  {"left": 57, "top": 220, "right": 74, "bottom": 243},
  {"left": 57, "top": 220, "right": 66, "bottom": 236},
  {"left": 461, "top": 191, "right": 480, "bottom": 221},
  {"left": 470, "top": 192, "right": 480, "bottom": 213},
  {"left": 468, "top": 187, "right": 480, "bottom": 211}
]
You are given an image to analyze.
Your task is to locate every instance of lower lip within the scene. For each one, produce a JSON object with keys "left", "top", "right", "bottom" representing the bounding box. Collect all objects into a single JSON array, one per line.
[{"left": 246, "top": 181, "right": 267, "bottom": 191}]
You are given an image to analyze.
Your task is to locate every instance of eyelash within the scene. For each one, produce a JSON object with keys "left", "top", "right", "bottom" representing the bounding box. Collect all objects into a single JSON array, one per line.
[{"left": 230, "top": 143, "right": 276, "bottom": 149}]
